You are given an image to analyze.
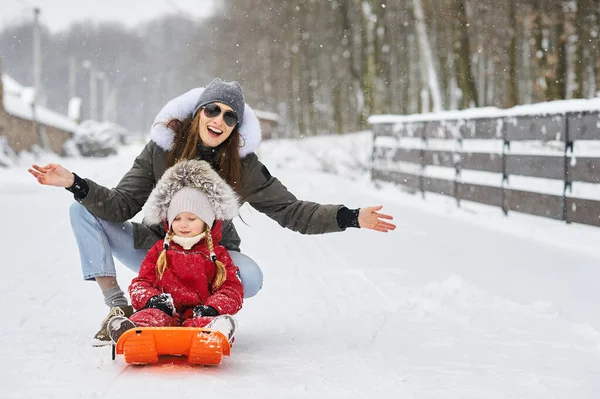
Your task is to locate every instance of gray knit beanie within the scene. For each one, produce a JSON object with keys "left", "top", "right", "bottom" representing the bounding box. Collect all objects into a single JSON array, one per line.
[
  {"left": 192, "top": 78, "right": 245, "bottom": 123},
  {"left": 167, "top": 187, "right": 216, "bottom": 228}
]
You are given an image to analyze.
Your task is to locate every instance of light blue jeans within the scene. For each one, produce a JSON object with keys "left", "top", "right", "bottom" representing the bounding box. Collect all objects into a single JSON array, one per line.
[{"left": 69, "top": 202, "right": 263, "bottom": 298}]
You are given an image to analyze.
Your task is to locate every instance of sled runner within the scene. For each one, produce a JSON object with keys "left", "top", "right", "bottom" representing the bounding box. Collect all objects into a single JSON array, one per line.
[{"left": 112, "top": 327, "right": 231, "bottom": 365}]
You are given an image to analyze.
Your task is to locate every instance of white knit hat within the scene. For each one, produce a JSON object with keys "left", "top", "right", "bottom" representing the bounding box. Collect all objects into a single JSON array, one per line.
[
  {"left": 167, "top": 187, "right": 215, "bottom": 228},
  {"left": 144, "top": 160, "right": 239, "bottom": 228}
]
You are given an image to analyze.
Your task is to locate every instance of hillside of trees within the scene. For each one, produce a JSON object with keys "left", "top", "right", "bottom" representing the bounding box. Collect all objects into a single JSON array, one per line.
[{"left": 1, "top": 0, "right": 598, "bottom": 136}]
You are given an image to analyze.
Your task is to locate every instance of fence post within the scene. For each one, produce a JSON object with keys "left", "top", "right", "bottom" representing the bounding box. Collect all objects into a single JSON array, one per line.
[
  {"left": 369, "top": 126, "right": 375, "bottom": 181},
  {"left": 501, "top": 118, "right": 509, "bottom": 215},
  {"left": 370, "top": 123, "right": 384, "bottom": 182},
  {"left": 562, "top": 114, "right": 573, "bottom": 223},
  {"left": 419, "top": 122, "right": 427, "bottom": 199},
  {"left": 454, "top": 123, "right": 462, "bottom": 208}
]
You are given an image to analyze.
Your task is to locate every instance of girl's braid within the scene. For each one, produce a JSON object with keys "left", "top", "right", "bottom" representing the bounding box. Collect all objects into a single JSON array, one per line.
[{"left": 205, "top": 224, "right": 226, "bottom": 291}]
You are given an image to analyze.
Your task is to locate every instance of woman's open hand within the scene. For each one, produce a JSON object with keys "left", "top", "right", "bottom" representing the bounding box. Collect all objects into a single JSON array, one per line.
[
  {"left": 28, "top": 163, "right": 75, "bottom": 187},
  {"left": 358, "top": 205, "right": 396, "bottom": 232}
]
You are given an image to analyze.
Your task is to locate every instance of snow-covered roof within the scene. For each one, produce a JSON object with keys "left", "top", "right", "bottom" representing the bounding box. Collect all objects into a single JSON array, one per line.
[
  {"left": 254, "top": 109, "right": 279, "bottom": 122},
  {"left": 368, "top": 97, "right": 600, "bottom": 124},
  {"left": 2, "top": 74, "right": 77, "bottom": 133},
  {"left": 1, "top": 74, "right": 23, "bottom": 96}
]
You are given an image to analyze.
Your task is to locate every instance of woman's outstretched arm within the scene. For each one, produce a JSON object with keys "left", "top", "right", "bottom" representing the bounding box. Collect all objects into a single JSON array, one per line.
[
  {"left": 28, "top": 141, "right": 159, "bottom": 222},
  {"left": 240, "top": 153, "right": 395, "bottom": 234}
]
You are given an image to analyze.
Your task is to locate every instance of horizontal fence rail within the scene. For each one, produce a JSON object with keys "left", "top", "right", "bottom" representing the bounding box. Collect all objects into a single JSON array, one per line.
[{"left": 370, "top": 109, "right": 600, "bottom": 227}]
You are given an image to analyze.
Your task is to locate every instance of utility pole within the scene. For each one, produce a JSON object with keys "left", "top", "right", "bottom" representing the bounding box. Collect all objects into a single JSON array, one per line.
[
  {"left": 109, "top": 85, "right": 118, "bottom": 123},
  {"left": 83, "top": 60, "right": 97, "bottom": 120},
  {"left": 68, "top": 56, "right": 77, "bottom": 100},
  {"left": 90, "top": 68, "right": 97, "bottom": 121},
  {"left": 33, "top": 8, "right": 41, "bottom": 106},
  {"left": 68, "top": 56, "right": 82, "bottom": 123},
  {"left": 98, "top": 72, "right": 111, "bottom": 121},
  {"left": 32, "top": 7, "right": 50, "bottom": 149}
]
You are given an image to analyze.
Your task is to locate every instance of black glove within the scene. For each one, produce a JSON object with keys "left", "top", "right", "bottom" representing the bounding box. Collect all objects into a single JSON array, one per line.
[
  {"left": 193, "top": 305, "right": 219, "bottom": 318},
  {"left": 144, "top": 293, "right": 175, "bottom": 316}
]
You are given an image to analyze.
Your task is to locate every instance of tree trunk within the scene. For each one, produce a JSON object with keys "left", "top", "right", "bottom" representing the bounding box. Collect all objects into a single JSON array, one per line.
[
  {"left": 547, "top": 6, "right": 569, "bottom": 100},
  {"left": 532, "top": 0, "right": 549, "bottom": 101},
  {"left": 486, "top": 55, "right": 495, "bottom": 106},
  {"left": 408, "top": 34, "right": 420, "bottom": 114},
  {"left": 412, "top": 0, "right": 443, "bottom": 112},
  {"left": 452, "top": 0, "right": 479, "bottom": 108},
  {"left": 574, "top": 0, "right": 596, "bottom": 98},
  {"left": 374, "top": 0, "right": 392, "bottom": 114},
  {"left": 339, "top": 0, "right": 362, "bottom": 128},
  {"left": 507, "top": 0, "right": 520, "bottom": 107},
  {"left": 522, "top": 8, "right": 534, "bottom": 103},
  {"left": 332, "top": 82, "right": 344, "bottom": 134},
  {"left": 594, "top": 2, "right": 600, "bottom": 96},
  {"left": 361, "top": 0, "right": 376, "bottom": 126}
]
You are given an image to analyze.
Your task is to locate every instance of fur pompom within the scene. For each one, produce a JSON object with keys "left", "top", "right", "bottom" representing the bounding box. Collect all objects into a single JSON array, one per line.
[{"left": 145, "top": 160, "right": 239, "bottom": 226}]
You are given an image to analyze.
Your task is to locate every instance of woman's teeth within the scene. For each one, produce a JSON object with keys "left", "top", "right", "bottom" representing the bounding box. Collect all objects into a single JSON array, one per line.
[{"left": 208, "top": 126, "right": 223, "bottom": 135}]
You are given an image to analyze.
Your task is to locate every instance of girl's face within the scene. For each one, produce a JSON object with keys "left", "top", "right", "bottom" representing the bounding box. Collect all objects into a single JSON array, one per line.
[
  {"left": 197, "top": 102, "right": 237, "bottom": 148},
  {"left": 171, "top": 212, "right": 206, "bottom": 237}
]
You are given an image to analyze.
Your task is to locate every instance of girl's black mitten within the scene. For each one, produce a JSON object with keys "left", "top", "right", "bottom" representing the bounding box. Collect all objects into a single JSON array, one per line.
[
  {"left": 193, "top": 305, "right": 219, "bottom": 318},
  {"left": 144, "top": 293, "right": 175, "bottom": 316}
]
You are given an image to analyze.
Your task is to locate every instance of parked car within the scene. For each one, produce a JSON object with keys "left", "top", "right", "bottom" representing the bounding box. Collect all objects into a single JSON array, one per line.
[{"left": 73, "top": 120, "right": 126, "bottom": 157}]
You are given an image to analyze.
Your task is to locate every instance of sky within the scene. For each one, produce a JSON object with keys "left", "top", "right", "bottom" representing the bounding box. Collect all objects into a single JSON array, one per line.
[{"left": 0, "top": 0, "right": 217, "bottom": 33}]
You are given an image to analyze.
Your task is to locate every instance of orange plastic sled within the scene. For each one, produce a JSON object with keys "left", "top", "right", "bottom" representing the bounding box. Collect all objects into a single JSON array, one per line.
[{"left": 112, "top": 327, "right": 231, "bottom": 365}]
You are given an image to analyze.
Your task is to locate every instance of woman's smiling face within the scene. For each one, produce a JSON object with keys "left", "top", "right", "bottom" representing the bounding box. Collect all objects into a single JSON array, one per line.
[{"left": 197, "top": 102, "right": 236, "bottom": 148}]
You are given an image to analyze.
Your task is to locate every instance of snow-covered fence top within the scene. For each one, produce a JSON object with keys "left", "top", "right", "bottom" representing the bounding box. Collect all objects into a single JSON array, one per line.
[{"left": 369, "top": 98, "right": 600, "bottom": 228}]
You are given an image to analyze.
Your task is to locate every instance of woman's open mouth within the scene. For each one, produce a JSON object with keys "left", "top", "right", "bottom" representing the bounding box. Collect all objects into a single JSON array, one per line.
[{"left": 207, "top": 126, "right": 223, "bottom": 137}]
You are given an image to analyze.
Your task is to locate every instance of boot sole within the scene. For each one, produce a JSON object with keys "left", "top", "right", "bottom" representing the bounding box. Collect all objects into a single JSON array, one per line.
[
  {"left": 91, "top": 338, "right": 112, "bottom": 347},
  {"left": 206, "top": 315, "right": 237, "bottom": 342}
]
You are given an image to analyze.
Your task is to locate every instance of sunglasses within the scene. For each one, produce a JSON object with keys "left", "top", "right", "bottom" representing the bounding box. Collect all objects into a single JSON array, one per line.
[{"left": 202, "top": 103, "right": 239, "bottom": 127}]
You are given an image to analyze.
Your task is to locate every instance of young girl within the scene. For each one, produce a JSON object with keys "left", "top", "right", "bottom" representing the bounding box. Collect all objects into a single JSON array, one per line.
[{"left": 108, "top": 159, "right": 243, "bottom": 343}]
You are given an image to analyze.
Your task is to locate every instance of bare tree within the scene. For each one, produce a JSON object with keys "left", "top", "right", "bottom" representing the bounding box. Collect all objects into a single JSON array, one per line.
[
  {"left": 1, "top": 0, "right": 598, "bottom": 136},
  {"left": 413, "top": 0, "right": 443, "bottom": 112}
]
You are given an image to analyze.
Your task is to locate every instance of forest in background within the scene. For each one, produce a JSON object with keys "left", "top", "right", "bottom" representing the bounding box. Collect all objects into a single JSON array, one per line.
[{"left": 0, "top": 0, "right": 598, "bottom": 136}]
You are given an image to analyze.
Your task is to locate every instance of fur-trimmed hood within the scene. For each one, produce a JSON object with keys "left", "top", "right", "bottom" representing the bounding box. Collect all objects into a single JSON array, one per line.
[
  {"left": 150, "top": 87, "right": 262, "bottom": 158},
  {"left": 145, "top": 159, "right": 239, "bottom": 226}
]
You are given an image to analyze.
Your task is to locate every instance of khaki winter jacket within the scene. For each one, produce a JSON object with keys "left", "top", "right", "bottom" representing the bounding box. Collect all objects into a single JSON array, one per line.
[{"left": 77, "top": 141, "right": 344, "bottom": 251}]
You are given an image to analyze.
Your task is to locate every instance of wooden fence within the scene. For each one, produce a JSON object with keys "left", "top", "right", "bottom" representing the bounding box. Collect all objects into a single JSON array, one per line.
[{"left": 370, "top": 109, "right": 600, "bottom": 227}]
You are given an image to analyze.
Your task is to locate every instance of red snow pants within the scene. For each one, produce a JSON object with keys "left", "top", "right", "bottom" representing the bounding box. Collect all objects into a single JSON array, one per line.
[{"left": 129, "top": 308, "right": 215, "bottom": 328}]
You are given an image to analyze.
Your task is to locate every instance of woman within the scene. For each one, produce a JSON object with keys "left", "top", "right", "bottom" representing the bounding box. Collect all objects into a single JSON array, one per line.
[{"left": 28, "top": 78, "right": 396, "bottom": 346}]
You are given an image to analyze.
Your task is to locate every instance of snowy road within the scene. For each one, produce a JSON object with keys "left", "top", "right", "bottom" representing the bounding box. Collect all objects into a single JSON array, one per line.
[{"left": 1, "top": 133, "right": 600, "bottom": 398}]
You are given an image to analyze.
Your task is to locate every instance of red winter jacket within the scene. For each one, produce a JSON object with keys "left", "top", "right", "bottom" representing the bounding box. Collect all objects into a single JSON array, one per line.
[{"left": 129, "top": 220, "right": 244, "bottom": 318}]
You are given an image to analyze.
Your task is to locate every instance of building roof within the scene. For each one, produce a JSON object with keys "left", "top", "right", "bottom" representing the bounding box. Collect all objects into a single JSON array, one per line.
[
  {"left": 254, "top": 109, "right": 279, "bottom": 122},
  {"left": 2, "top": 74, "right": 77, "bottom": 132}
]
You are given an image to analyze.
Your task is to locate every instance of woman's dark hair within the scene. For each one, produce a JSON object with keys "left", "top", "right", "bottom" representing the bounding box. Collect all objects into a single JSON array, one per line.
[{"left": 164, "top": 113, "right": 243, "bottom": 196}]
